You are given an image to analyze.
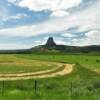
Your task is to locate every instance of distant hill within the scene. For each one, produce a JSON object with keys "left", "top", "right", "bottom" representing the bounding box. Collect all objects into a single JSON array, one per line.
[
  {"left": 30, "top": 37, "right": 100, "bottom": 53},
  {"left": 0, "top": 37, "right": 100, "bottom": 54}
]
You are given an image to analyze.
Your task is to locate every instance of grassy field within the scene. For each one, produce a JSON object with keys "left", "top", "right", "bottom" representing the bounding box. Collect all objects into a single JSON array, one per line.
[
  {"left": 0, "top": 53, "right": 99, "bottom": 100},
  {"left": 0, "top": 55, "right": 60, "bottom": 74},
  {"left": 16, "top": 53, "right": 100, "bottom": 72}
]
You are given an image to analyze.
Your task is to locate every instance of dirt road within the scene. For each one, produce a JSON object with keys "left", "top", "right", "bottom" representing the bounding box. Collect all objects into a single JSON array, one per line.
[{"left": 0, "top": 64, "right": 74, "bottom": 81}]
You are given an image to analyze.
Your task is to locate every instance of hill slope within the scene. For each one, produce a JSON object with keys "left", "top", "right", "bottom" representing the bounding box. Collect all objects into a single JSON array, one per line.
[
  {"left": 30, "top": 37, "right": 100, "bottom": 53},
  {"left": 0, "top": 37, "right": 100, "bottom": 53}
]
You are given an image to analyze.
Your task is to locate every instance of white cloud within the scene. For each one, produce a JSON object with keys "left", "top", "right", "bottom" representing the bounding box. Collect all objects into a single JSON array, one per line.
[
  {"left": 71, "top": 30, "right": 100, "bottom": 46},
  {"left": 3, "top": 13, "right": 27, "bottom": 21},
  {"left": 0, "top": 6, "right": 9, "bottom": 19},
  {"left": 1, "top": 0, "right": 100, "bottom": 37},
  {"left": 51, "top": 10, "right": 69, "bottom": 17},
  {"left": 9, "top": 0, "right": 82, "bottom": 11},
  {"left": 54, "top": 37, "right": 66, "bottom": 45},
  {"left": 8, "top": 0, "right": 17, "bottom": 3},
  {"left": 61, "top": 33, "right": 76, "bottom": 37},
  {"left": 0, "top": 43, "right": 32, "bottom": 50},
  {"left": 85, "top": 30, "right": 100, "bottom": 44},
  {"left": 0, "top": 5, "right": 27, "bottom": 22},
  {"left": 0, "top": 18, "right": 71, "bottom": 37},
  {"left": 1, "top": 0, "right": 100, "bottom": 47},
  {"left": 8, "top": 0, "right": 83, "bottom": 17},
  {"left": 55, "top": 39, "right": 66, "bottom": 45}
]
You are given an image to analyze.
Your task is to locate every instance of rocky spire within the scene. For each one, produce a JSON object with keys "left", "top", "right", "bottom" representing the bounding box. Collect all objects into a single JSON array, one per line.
[{"left": 45, "top": 37, "right": 56, "bottom": 47}]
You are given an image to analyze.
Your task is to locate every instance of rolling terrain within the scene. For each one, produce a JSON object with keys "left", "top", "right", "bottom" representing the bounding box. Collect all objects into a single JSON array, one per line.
[
  {"left": 0, "top": 53, "right": 99, "bottom": 100},
  {"left": 0, "top": 37, "right": 99, "bottom": 100},
  {"left": 0, "top": 37, "right": 100, "bottom": 53}
]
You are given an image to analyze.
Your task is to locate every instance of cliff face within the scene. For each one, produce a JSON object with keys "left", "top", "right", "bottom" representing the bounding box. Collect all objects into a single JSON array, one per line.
[{"left": 45, "top": 37, "right": 56, "bottom": 47}]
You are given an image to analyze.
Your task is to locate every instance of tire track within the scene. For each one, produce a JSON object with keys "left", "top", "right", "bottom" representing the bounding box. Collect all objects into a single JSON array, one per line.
[{"left": 0, "top": 64, "right": 75, "bottom": 81}]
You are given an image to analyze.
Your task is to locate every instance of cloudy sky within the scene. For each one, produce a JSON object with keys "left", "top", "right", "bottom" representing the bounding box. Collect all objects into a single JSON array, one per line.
[{"left": 0, "top": 0, "right": 100, "bottom": 50}]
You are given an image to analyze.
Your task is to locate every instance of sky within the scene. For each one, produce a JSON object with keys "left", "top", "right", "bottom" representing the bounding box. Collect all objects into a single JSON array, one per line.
[{"left": 0, "top": 0, "right": 100, "bottom": 50}]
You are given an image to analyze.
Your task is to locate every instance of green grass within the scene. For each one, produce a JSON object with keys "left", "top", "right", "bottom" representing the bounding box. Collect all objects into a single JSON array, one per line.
[
  {"left": 0, "top": 55, "right": 60, "bottom": 74},
  {"left": 16, "top": 53, "right": 100, "bottom": 72},
  {"left": 0, "top": 64, "right": 100, "bottom": 100},
  {"left": 0, "top": 53, "right": 99, "bottom": 100}
]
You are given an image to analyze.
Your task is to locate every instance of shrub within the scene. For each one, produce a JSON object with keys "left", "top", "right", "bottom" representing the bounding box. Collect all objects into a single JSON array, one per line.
[
  {"left": 87, "top": 86, "right": 94, "bottom": 92},
  {"left": 96, "top": 60, "right": 99, "bottom": 62},
  {"left": 86, "top": 59, "right": 88, "bottom": 61},
  {"left": 93, "top": 81, "right": 100, "bottom": 89}
]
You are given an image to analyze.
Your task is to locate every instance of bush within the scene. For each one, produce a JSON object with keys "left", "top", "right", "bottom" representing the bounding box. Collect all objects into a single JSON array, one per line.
[
  {"left": 87, "top": 86, "right": 94, "bottom": 92},
  {"left": 96, "top": 60, "right": 99, "bottom": 63},
  {"left": 93, "top": 81, "right": 100, "bottom": 89},
  {"left": 86, "top": 59, "right": 88, "bottom": 61}
]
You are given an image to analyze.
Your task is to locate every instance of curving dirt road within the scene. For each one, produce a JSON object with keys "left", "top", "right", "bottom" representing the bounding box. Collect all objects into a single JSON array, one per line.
[{"left": 0, "top": 64, "right": 74, "bottom": 81}]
